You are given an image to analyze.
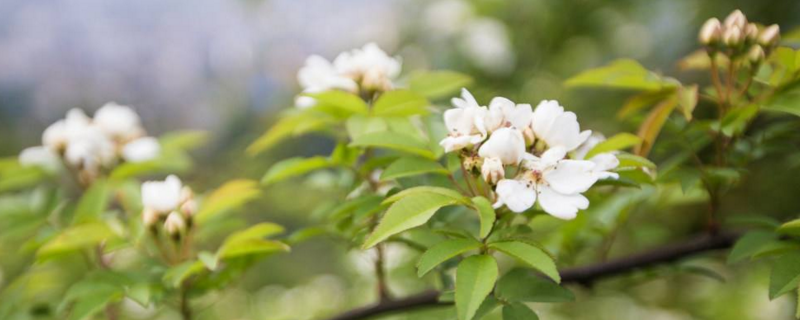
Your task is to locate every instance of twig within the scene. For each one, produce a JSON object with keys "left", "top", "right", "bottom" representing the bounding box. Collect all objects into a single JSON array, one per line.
[{"left": 322, "top": 230, "right": 740, "bottom": 320}]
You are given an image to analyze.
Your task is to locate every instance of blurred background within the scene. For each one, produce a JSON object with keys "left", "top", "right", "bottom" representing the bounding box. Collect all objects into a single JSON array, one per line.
[{"left": 2, "top": 0, "right": 800, "bottom": 319}]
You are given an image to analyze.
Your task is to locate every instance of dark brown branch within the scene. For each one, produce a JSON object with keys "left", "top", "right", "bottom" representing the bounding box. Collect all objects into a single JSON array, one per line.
[{"left": 323, "top": 230, "right": 740, "bottom": 320}]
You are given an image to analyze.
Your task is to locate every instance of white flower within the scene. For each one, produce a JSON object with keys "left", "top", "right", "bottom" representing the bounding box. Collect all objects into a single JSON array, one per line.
[
  {"left": 460, "top": 18, "right": 515, "bottom": 75},
  {"left": 63, "top": 125, "right": 116, "bottom": 171},
  {"left": 122, "top": 137, "right": 161, "bottom": 163},
  {"left": 93, "top": 102, "right": 144, "bottom": 141},
  {"left": 18, "top": 146, "right": 60, "bottom": 172},
  {"left": 42, "top": 108, "right": 91, "bottom": 151},
  {"left": 478, "top": 127, "right": 526, "bottom": 165},
  {"left": 296, "top": 55, "right": 360, "bottom": 108},
  {"left": 531, "top": 100, "right": 591, "bottom": 152},
  {"left": 164, "top": 211, "right": 186, "bottom": 235},
  {"left": 493, "top": 147, "right": 597, "bottom": 219},
  {"left": 484, "top": 97, "right": 533, "bottom": 133},
  {"left": 439, "top": 88, "right": 488, "bottom": 152},
  {"left": 481, "top": 157, "right": 504, "bottom": 185},
  {"left": 141, "top": 175, "right": 183, "bottom": 213},
  {"left": 333, "top": 43, "right": 402, "bottom": 92}
]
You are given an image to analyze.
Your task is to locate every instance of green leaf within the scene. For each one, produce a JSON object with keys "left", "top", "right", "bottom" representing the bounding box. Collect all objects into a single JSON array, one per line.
[
  {"left": 615, "top": 153, "right": 656, "bottom": 169},
  {"left": 372, "top": 90, "right": 430, "bottom": 117},
  {"left": 224, "top": 222, "right": 285, "bottom": 243},
  {"left": 247, "top": 110, "right": 337, "bottom": 155},
  {"left": 163, "top": 261, "right": 206, "bottom": 288},
  {"left": 417, "top": 238, "right": 482, "bottom": 277},
  {"left": 489, "top": 241, "right": 560, "bottom": 283},
  {"left": 0, "top": 165, "right": 49, "bottom": 193},
  {"left": 262, "top": 156, "right": 334, "bottom": 185},
  {"left": 471, "top": 197, "right": 495, "bottom": 239},
  {"left": 110, "top": 152, "right": 192, "bottom": 180},
  {"left": 72, "top": 179, "right": 111, "bottom": 224},
  {"left": 584, "top": 133, "right": 641, "bottom": 159},
  {"left": 635, "top": 96, "right": 677, "bottom": 156},
  {"left": 380, "top": 157, "right": 448, "bottom": 181},
  {"left": 126, "top": 283, "right": 153, "bottom": 307},
  {"left": 383, "top": 186, "right": 468, "bottom": 204},
  {"left": 159, "top": 130, "right": 209, "bottom": 151},
  {"left": 719, "top": 104, "right": 759, "bottom": 136},
  {"left": 770, "top": 252, "right": 800, "bottom": 299},
  {"left": 455, "top": 255, "right": 498, "bottom": 320},
  {"left": 779, "top": 219, "right": 800, "bottom": 237},
  {"left": 409, "top": 70, "right": 473, "bottom": 100},
  {"left": 764, "top": 83, "right": 800, "bottom": 117},
  {"left": 472, "top": 296, "right": 500, "bottom": 320},
  {"left": 728, "top": 231, "right": 780, "bottom": 264},
  {"left": 617, "top": 90, "right": 675, "bottom": 119},
  {"left": 565, "top": 59, "right": 678, "bottom": 91},
  {"left": 502, "top": 302, "right": 539, "bottom": 320},
  {"left": 306, "top": 90, "right": 368, "bottom": 118},
  {"left": 38, "top": 222, "right": 116, "bottom": 258},
  {"left": 677, "top": 85, "right": 699, "bottom": 120},
  {"left": 350, "top": 131, "right": 436, "bottom": 159},
  {"left": 195, "top": 180, "right": 261, "bottom": 223},
  {"left": 363, "top": 193, "right": 461, "bottom": 249},
  {"left": 64, "top": 286, "right": 122, "bottom": 320},
  {"left": 217, "top": 238, "right": 290, "bottom": 260},
  {"left": 346, "top": 115, "right": 388, "bottom": 140},
  {"left": 496, "top": 268, "right": 574, "bottom": 303}
]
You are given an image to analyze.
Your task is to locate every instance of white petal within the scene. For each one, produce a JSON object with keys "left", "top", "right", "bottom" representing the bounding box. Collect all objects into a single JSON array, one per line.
[
  {"left": 537, "top": 186, "right": 588, "bottom": 220},
  {"left": 544, "top": 159, "right": 597, "bottom": 194},
  {"left": 495, "top": 179, "right": 536, "bottom": 213},
  {"left": 531, "top": 100, "right": 563, "bottom": 139},
  {"left": 539, "top": 146, "right": 566, "bottom": 167},
  {"left": 590, "top": 153, "right": 620, "bottom": 179},
  {"left": 123, "top": 137, "right": 161, "bottom": 163},
  {"left": 505, "top": 103, "right": 533, "bottom": 130},
  {"left": 573, "top": 132, "right": 607, "bottom": 160},
  {"left": 478, "top": 128, "right": 525, "bottom": 165},
  {"left": 141, "top": 175, "right": 183, "bottom": 212},
  {"left": 543, "top": 111, "right": 590, "bottom": 151},
  {"left": 452, "top": 88, "right": 480, "bottom": 109},
  {"left": 94, "top": 102, "right": 143, "bottom": 140},
  {"left": 19, "top": 146, "right": 60, "bottom": 172},
  {"left": 439, "top": 135, "right": 476, "bottom": 152}
]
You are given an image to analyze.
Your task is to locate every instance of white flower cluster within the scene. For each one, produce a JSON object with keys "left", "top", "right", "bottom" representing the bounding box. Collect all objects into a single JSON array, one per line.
[
  {"left": 295, "top": 43, "right": 401, "bottom": 108},
  {"left": 699, "top": 10, "right": 779, "bottom": 63},
  {"left": 19, "top": 103, "right": 161, "bottom": 182},
  {"left": 141, "top": 175, "right": 197, "bottom": 235},
  {"left": 440, "top": 89, "right": 619, "bottom": 220}
]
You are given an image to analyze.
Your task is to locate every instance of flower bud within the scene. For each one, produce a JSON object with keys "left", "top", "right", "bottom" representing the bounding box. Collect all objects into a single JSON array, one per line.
[
  {"left": 180, "top": 199, "right": 197, "bottom": 218},
  {"left": 522, "top": 127, "right": 535, "bottom": 147},
  {"left": 462, "top": 154, "right": 481, "bottom": 172},
  {"left": 723, "top": 10, "right": 747, "bottom": 30},
  {"left": 759, "top": 24, "right": 780, "bottom": 47},
  {"left": 179, "top": 186, "right": 194, "bottom": 204},
  {"left": 142, "top": 208, "right": 160, "bottom": 227},
  {"left": 481, "top": 157, "right": 504, "bottom": 185},
  {"left": 744, "top": 23, "right": 759, "bottom": 42},
  {"left": 164, "top": 211, "right": 186, "bottom": 235},
  {"left": 723, "top": 26, "right": 743, "bottom": 46},
  {"left": 698, "top": 18, "right": 722, "bottom": 45},
  {"left": 747, "top": 45, "right": 765, "bottom": 64}
]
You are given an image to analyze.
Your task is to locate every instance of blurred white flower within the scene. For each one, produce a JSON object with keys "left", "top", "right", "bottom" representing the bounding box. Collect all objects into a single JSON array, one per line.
[
  {"left": 531, "top": 100, "right": 591, "bottom": 152},
  {"left": 573, "top": 132, "right": 606, "bottom": 160},
  {"left": 296, "top": 55, "right": 360, "bottom": 109},
  {"left": 478, "top": 127, "right": 526, "bottom": 165},
  {"left": 423, "top": 0, "right": 474, "bottom": 37},
  {"left": 439, "top": 88, "right": 488, "bottom": 152},
  {"left": 164, "top": 211, "right": 186, "bottom": 235},
  {"left": 94, "top": 102, "right": 144, "bottom": 141},
  {"left": 460, "top": 18, "right": 515, "bottom": 76},
  {"left": 18, "top": 146, "right": 60, "bottom": 172},
  {"left": 494, "top": 147, "right": 597, "bottom": 219},
  {"left": 122, "top": 137, "right": 161, "bottom": 163},
  {"left": 333, "top": 42, "right": 402, "bottom": 92},
  {"left": 63, "top": 125, "right": 117, "bottom": 172},
  {"left": 141, "top": 175, "right": 183, "bottom": 213}
]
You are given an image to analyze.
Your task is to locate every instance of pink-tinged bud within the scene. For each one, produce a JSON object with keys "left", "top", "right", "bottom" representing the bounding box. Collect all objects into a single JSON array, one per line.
[
  {"left": 180, "top": 199, "right": 197, "bottom": 218},
  {"left": 142, "top": 208, "right": 160, "bottom": 227},
  {"left": 759, "top": 24, "right": 780, "bottom": 46},
  {"left": 747, "top": 45, "right": 765, "bottom": 63},
  {"left": 164, "top": 211, "right": 186, "bottom": 235},
  {"left": 522, "top": 127, "right": 535, "bottom": 146},
  {"left": 481, "top": 157, "right": 504, "bottom": 185},
  {"left": 723, "top": 26, "right": 743, "bottom": 46},
  {"left": 179, "top": 186, "right": 194, "bottom": 204},
  {"left": 723, "top": 10, "right": 747, "bottom": 30},
  {"left": 699, "top": 18, "right": 722, "bottom": 45},
  {"left": 744, "top": 23, "right": 759, "bottom": 42}
]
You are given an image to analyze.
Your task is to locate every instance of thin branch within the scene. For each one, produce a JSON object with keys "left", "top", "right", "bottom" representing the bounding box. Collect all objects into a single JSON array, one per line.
[{"left": 322, "top": 230, "right": 740, "bottom": 320}]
